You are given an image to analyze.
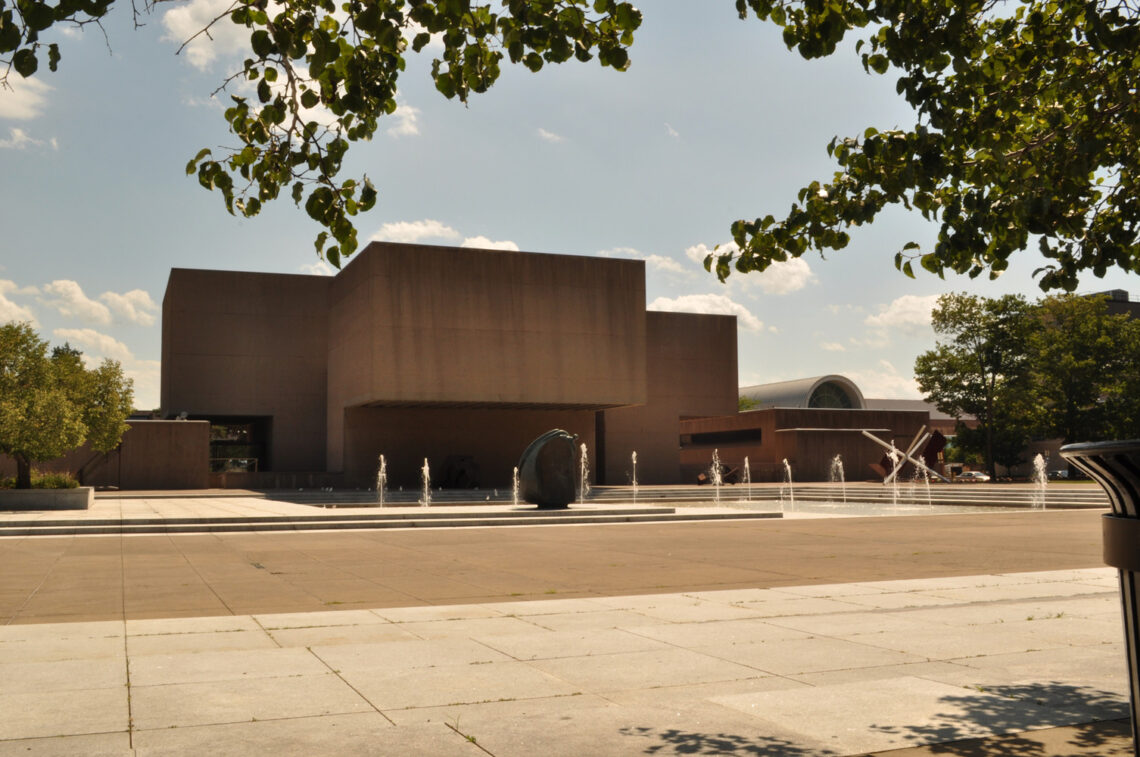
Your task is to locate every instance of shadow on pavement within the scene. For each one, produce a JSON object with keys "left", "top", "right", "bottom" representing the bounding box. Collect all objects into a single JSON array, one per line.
[
  {"left": 869, "top": 682, "right": 1129, "bottom": 756},
  {"left": 618, "top": 726, "right": 838, "bottom": 756}
]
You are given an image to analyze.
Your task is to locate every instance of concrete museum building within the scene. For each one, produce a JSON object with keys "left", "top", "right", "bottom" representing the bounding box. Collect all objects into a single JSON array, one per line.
[{"left": 162, "top": 241, "right": 743, "bottom": 489}]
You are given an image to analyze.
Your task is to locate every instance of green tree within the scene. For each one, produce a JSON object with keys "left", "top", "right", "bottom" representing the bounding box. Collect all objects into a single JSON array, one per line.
[
  {"left": 1, "top": 0, "right": 641, "bottom": 267},
  {"left": 8, "top": 2, "right": 1138, "bottom": 285},
  {"left": 709, "top": 0, "right": 1140, "bottom": 292},
  {"left": 0, "top": 323, "right": 133, "bottom": 488},
  {"left": 1029, "top": 294, "right": 1140, "bottom": 443},
  {"left": 914, "top": 293, "right": 1034, "bottom": 476}
]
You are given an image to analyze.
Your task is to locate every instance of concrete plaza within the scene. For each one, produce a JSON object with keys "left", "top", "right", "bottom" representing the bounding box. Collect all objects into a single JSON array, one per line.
[{"left": 0, "top": 497, "right": 1132, "bottom": 755}]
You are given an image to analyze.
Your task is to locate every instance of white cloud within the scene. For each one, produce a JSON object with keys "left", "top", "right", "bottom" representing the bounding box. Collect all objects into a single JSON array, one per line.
[
  {"left": 864, "top": 294, "right": 939, "bottom": 334},
  {"left": 162, "top": 0, "right": 251, "bottom": 70},
  {"left": 369, "top": 220, "right": 517, "bottom": 250},
  {"left": 0, "top": 77, "right": 51, "bottom": 120},
  {"left": 386, "top": 102, "right": 421, "bottom": 137},
  {"left": 298, "top": 261, "right": 335, "bottom": 276},
  {"left": 370, "top": 219, "right": 461, "bottom": 243},
  {"left": 52, "top": 328, "right": 132, "bottom": 362},
  {"left": 845, "top": 360, "right": 921, "bottom": 399},
  {"left": 537, "top": 128, "right": 565, "bottom": 143},
  {"left": 0, "top": 127, "right": 50, "bottom": 150},
  {"left": 39, "top": 281, "right": 158, "bottom": 326},
  {"left": 99, "top": 290, "right": 159, "bottom": 326},
  {"left": 461, "top": 236, "right": 519, "bottom": 251},
  {"left": 126, "top": 359, "right": 161, "bottom": 411},
  {"left": 0, "top": 280, "right": 38, "bottom": 324},
  {"left": 665, "top": 122, "right": 680, "bottom": 138},
  {"left": 820, "top": 342, "right": 846, "bottom": 352},
  {"left": 648, "top": 293, "right": 763, "bottom": 332},
  {"left": 599, "top": 247, "right": 686, "bottom": 274},
  {"left": 685, "top": 241, "right": 816, "bottom": 295},
  {"left": 684, "top": 242, "right": 720, "bottom": 266},
  {"left": 750, "top": 258, "right": 817, "bottom": 295},
  {"left": 40, "top": 280, "right": 112, "bottom": 325}
]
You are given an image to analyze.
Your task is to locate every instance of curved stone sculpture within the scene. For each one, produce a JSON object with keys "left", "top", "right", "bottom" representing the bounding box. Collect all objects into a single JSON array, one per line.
[{"left": 518, "top": 429, "right": 579, "bottom": 509}]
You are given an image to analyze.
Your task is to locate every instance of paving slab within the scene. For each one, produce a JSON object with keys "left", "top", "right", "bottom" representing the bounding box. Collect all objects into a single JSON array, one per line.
[
  {"left": 0, "top": 688, "right": 128, "bottom": 741},
  {"left": 132, "top": 714, "right": 486, "bottom": 757},
  {"left": 128, "top": 647, "right": 331, "bottom": 687},
  {"left": 0, "top": 732, "right": 132, "bottom": 757},
  {"left": 343, "top": 658, "right": 581, "bottom": 710},
  {"left": 130, "top": 672, "right": 374, "bottom": 730}
]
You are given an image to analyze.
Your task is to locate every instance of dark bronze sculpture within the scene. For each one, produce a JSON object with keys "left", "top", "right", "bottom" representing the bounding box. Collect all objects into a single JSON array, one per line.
[{"left": 518, "top": 429, "right": 578, "bottom": 509}]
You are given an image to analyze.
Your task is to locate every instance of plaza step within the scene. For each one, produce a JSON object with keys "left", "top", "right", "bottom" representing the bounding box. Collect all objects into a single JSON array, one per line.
[{"left": 0, "top": 507, "right": 783, "bottom": 537}]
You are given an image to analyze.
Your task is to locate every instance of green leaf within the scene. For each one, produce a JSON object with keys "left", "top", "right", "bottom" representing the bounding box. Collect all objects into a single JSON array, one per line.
[
  {"left": 13, "top": 49, "right": 37, "bottom": 77},
  {"left": 251, "top": 30, "right": 274, "bottom": 58},
  {"left": 185, "top": 148, "right": 212, "bottom": 175}
]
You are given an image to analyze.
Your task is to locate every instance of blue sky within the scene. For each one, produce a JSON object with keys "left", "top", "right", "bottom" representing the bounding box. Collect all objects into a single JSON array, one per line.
[{"left": 3, "top": 2, "right": 1138, "bottom": 410}]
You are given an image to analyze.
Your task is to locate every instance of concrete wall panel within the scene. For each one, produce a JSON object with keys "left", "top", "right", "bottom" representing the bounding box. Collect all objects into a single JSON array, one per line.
[
  {"left": 162, "top": 269, "right": 330, "bottom": 471},
  {"left": 602, "top": 312, "right": 738, "bottom": 484},
  {"left": 0, "top": 421, "right": 209, "bottom": 490},
  {"left": 342, "top": 406, "right": 596, "bottom": 489},
  {"left": 326, "top": 243, "right": 647, "bottom": 471}
]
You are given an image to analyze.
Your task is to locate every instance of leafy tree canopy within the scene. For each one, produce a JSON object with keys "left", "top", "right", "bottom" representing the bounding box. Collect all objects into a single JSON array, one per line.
[
  {"left": 914, "top": 292, "right": 1034, "bottom": 474},
  {"left": 0, "top": 322, "right": 134, "bottom": 488},
  {"left": 0, "top": 0, "right": 642, "bottom": 267},
  {"left": 709, "top": 0, "right": 1140, "bottom": 291},
  {"left": 916, "top": 292, "right": 1140, "bottom": 473},
  {"left": 5, "top": 1, "right": 1137, "bottom": 287},
  {"left": 1029, "top": 293, "right": 1140, "bottom": 441}
]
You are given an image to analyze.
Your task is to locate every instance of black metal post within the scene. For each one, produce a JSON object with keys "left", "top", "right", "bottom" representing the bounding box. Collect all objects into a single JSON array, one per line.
[{"left": 1060, "top": 440, "right": 1140, "bottom": 757}]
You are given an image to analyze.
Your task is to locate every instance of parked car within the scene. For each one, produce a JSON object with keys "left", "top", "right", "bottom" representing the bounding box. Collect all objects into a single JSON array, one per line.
[{"left": 957, "top": 470, "right": 992, "bottom": 482}]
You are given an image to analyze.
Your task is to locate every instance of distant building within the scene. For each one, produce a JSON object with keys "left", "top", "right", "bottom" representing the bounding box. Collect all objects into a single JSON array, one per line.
[
  {"left": 681, "top": 375, "right": 934, "bottom": 483},
  {"left": 1093, "top": 289, "right": 1140, "bottom": 319},
  {"left": 161, "top": 242, "right": 737, "bottom": 488}
]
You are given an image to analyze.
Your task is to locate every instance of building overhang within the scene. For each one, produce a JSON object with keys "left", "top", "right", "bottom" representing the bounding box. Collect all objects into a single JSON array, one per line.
[{"left": 357, "top": 400, "right": 627, "bottom": 412}]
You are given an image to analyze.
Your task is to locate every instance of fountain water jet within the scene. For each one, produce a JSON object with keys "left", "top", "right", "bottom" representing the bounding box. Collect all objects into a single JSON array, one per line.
[
  {"left": 512, "top": 466, "right": 520, "bottom": 507},
  {"left": 579, "top": 443, "right": 590, "bottom": 504},
  {"left": 780, "top": 458, "right": 795, "bottom": 511},
  {"left": 375, "top": 454, "right": 387, "bottom": 507},
  {"left": 709, "top": 449, "right": 723, "bottom": 503},
  {"left": 1032, "top": 453, "right": 1048, "bottom": 509},
  {"left": 419, "top": 458, "right": 431, "bottom": 507},
  {"left": 743, "top": 457, "right": 752, "bottom": 502},
  {"left": 829, "top": 454, "right": 846, "bottom": 505},
  {"left": 631, "top": 451, "right": 638, "bottom": 505}
]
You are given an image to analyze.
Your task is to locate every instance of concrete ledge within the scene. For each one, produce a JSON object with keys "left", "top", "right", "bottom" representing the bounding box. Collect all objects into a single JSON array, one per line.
[{"left": 0, "top": 486, "right": 93, "bottom": 510}]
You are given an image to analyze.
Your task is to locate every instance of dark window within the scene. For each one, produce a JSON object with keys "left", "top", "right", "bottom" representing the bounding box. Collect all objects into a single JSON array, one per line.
[
  {"left": 808, "top": 382, "right": 855, "bottom": 409},
  {"left": 681, "top": 428, "right": 762, "bottom": 447},
  {"left": 201, "top": 416, "right": 272, "bottom": 472}
]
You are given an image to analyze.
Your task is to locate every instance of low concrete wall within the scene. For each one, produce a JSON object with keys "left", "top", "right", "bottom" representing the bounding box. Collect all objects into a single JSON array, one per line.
[
  {"left": 0, "top": 487, "right": 93, "bottom": 510},
  {"left": 0, "top": 421, "right": 209, "bottom": 490}
]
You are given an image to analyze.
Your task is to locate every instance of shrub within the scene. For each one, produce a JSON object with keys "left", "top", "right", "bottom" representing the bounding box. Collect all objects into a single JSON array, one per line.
[
  {"left": 0, "top": 471, "right": 79, "bottom": 489},
  {"left": 32, "top": 471, "right": 79, "bottom": 489}
]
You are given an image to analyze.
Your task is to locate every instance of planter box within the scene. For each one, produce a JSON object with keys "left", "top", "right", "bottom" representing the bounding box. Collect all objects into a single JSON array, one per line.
[{"left": 0, "top": 487, "right": 93, "bottom": 510}]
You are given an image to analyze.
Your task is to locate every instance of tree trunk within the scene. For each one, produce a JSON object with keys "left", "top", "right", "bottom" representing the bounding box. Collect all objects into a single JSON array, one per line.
[{"left": 15, "top": 455, "right": 32, "bottom": 489}]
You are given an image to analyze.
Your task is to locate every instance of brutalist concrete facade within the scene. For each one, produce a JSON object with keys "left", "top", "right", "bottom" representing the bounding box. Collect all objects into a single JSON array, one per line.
[{"left": 161, "top": 242, "right": 737, "bottom": 488}]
